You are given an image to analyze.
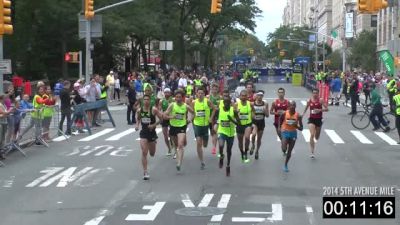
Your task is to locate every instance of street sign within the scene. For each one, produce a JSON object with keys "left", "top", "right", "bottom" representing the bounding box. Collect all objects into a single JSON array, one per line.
[
  {"left": 0, "top": 59, "right": 12, "bottom": 74},
  {"left": 159, "top": 41, "right": 173, "bottom": 51},
  {"left": 79, "top": 15, "right": 103, "bottom": 39}
]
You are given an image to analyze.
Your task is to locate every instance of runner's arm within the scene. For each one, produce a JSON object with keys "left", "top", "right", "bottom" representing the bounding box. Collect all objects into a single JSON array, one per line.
[
  {"left": 297, "top": 115, "right": 303, "bottom": 131},
  {"left": 163, "top": 103, "right": 174, "bottom": 120},
  {"left": 321, "top": 99, "right": 329, "bottom": 112},
  {"left": 264, "top": 102, "right": 270, "bottom": 118},
  {"left": 135, "top": 109, "right": 141, "bottom": 130},
  {"left": 209, "top": 100, "right": 216, "bottom": 123},
  {"left": 269, "top": 102, "right": 276, "bottom": 115},
  {"left": 302, "top": 100, "right": 310, "bottom": 117}
]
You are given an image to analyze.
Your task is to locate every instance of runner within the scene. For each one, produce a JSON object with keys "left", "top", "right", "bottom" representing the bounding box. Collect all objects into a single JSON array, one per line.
[
  {"left": 164, "top": 90, "right": 194, "bottom": 172},
  {"left": 217, "top": 90, "right": 238, "bottom": 176},
  {"left": 246, "top": 82, "right": 255, "bottom": 102},
  {"left": 279, "top": 101, "right": 303, "bottom": 172},
  {"left": 270, "top": 88, "right": 289, "bottom": 140},
  {"left": 191, "top": 87, "right": 216, "bottom": 169},
  {"left": 234, "top": 89, "right": 254, "bottom": 163},
  {"left": 250, "top": 90, "right": 269, "bottom": 160},
  {"left": 208, "top": 83, "right": 222, "bottom": 155},
  {"left": 135, "top": 83, "right": 158, "bottom": 110},
  {"left": 160, "top": 88, "right": 174, "bottom": 156},
  {"left": 135, "top": 95, "right": 163, "bottom": 180},
  {"left": 302, "top": 89, "right": 329, "bottom": 159}
]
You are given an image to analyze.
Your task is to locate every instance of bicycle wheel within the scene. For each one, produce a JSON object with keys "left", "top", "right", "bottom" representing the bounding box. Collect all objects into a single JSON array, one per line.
[
  {"left": 351, "top": 111, "right": 371, "bottom": 130},
  {"left": 382, "top": 112, "right": 396, "bottom": 131}
]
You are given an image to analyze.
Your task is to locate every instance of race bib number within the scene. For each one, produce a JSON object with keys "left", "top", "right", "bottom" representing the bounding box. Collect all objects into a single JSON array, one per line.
[
  {"left": 221, "top": 121, "right": 231, "bottom": 127},
  {"left": 196, "top": 110, "right": 206, "bottom": 117},
  {"left": 255, "top": 115, "right": 264, "bottom": 120},
  {"left": 277, "top": 110, "right": 284, "bottom": 115},
  {"left": 175, "top": 113, "right": 184, "bottom": 120},
  {"left": 239, "top": 114, "right": 249, "bottom": 120},
  {"left": 286, "top": 119, "right": 296, "bottom": 126},
  {"left": 311, "top": 109, "right": 319, "bottom": 114},
  {"left": 141, "top": 117, "right": 151, "bottom": 124}
]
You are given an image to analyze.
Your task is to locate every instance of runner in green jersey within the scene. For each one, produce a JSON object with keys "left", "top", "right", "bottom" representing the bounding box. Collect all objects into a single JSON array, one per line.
[
  {"left": 160, "top": 88, "right": 174, "bottom": 156},
  {"left": 207, "top": 83, "right": 221, "bottom": 155}
]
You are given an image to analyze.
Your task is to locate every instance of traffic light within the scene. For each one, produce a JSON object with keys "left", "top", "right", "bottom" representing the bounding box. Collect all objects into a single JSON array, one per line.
[
  {"left": 0, "top": 0, "right": 13, "bottom": 35},
  {"left": 372, "top": 0, "right": 388, "bottom": 11},
  {"left": 211, "top": 0, "right": 223, "bottom": 14},
  {"left": 249, "top": 49, "right": 254, "bottom": 55},
  {"left": 85, "top": 0, "right": 95, "bottom": 20},
  {"left": 65, "top": 52, "right": 80, "bottom": 63},
  {"left": 358, "top": 0, "right": 371, "bottom": 13}
]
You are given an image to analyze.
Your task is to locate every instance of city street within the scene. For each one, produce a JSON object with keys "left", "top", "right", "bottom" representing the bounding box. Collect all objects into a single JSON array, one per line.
[{"left": 0, "top": 83, "right": 399, "bottom": 225}]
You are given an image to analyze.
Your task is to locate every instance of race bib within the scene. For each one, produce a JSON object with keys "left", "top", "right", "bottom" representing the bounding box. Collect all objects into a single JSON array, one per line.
[
  {"left": 277, "top": 110, "right": 284, "bottom": 115},
  {"left": 175, "top": 113, "right": 184, "bottom": 120},
  {"left": 196, "top": 110, "right": 206, "bottom": 117},
  {"left": 311, "top": 109, "right": 319, "bottom": 114},
  {"left": 142, "top": 117, "right": 151, "bottom": 124},
  {"left": 255, "top": 115, "right": 264, "bottom": 120},
  {"left": 286, "top": 119, "right": 296, "bottom": 125},
  {"left": 221, "top": 121, "right": 231, "bottom": 127},
  {"left": 239, "top": 114, "right": 249, "bottom": 120}
]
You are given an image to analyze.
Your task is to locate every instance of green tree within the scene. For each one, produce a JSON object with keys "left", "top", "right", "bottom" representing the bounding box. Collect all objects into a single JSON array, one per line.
[
  {"left": 348, "top": 30, "right": 377, "bottom": 71},
  {"left": 327, "top": 50, "right": 342, "bottom": 71}
]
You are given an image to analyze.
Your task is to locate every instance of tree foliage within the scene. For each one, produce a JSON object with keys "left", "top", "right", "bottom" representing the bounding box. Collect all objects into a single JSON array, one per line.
[{"left": 348, "top": 30, "right": 377, "bottom": 71}]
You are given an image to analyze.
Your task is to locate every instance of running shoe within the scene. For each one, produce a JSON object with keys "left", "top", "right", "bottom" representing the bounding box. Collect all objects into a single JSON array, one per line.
[
  {"left": 173, "top": 153, "right": 177, "bottom": 159},
  {"left": 255, "top": 151, "right": 259, "bottom": 160},
  {"left": 143, "top": 172, "right": 150, "bottom": 180},
  {"left": 201, "top": 162, "right": 205, "bottom": 170},
  {"left": 244, "top": 154, "right": 250, "bottom": 164},
  {"left": 211, "top": 147, "right": 217, "bottom": 155},
  {"left": 283, "top": 165, "right": 289, "bottom": 172},
  {"left": 176, "top": 165, "right": 181, "bottom": 171},
  {"left": 226, "top": 166, "right": 230, "bottom": 177},
  {"left": 282, "top": 150, "right": 287, "bottom": 156},
  {"left": 310, "top": 154, "right": 315, "bottom": 159},
  {"left": 383, "top": 127, "right": 390, "bottom": 133}
]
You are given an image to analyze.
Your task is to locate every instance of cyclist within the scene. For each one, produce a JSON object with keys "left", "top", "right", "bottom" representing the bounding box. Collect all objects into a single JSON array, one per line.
[
  {"left": 302, "top": 89, "right": 328, "bottom": 159},
  {"left": 369, "top": 83, "right": 390, "bottom": 132},
  {"left": 279, "top": 100, "right": 303, "bottom": 172}
]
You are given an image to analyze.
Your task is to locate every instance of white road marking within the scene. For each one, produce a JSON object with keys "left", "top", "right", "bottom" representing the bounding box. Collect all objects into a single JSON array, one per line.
[
  {"left": 26, "top": 167, "right": 64, "bottom": 187},
  {"left": 83, "top": 180, "right": 138, "bottom": 225},
  {"left": 74, "top": 167, "right": 114, "bottom": 187},
  {"left": 306, "top": 206, "right": 313, "bottom": 213},
  {"left": 268, "top": 203, "right": 283, "bottom": 221},
  {"left": 350, "top": 130, "right": 373, "bottom": 144},
  {"left": 325, "top": 129, "right": 345, "bottom": 144},
  {"left": 243, "top": 211, "right": 273, "bottom": 214},
  {"left": 125, "top": 202, "right": 166, "bottom": 221},
  {"left": 305, "top": 205, "right": 316, "bottom": 225},
  {"left": 198, "top": 194, "right": 214, "bottom": 207},
  {"left": 40, "top": 167, "right": 93, "bottom": 187},
  {"left": 302, "top": 129, "right": 311, "bottom": 143},
  {"left": 79, "top": 128, "right": 115, "bottom": 142},
  {"left": 106, "top": 128, "right": 136, "bottom": 141},
  {"left": 2, "top": 176, "right": 15, "bottom": 188},
  {"left": 232, "top": 217, "right": 265, "bottom": 222},
  {"left": 53, "top": 135, "right": 70, "bottom": 142},
  {"left": 375, "top": 132, "right": 399, "bottom": 146},
  {"left": 181, "top": 194, "right": 195, "bottom": 208},
  {"left": 210, "top": 194, "right": 231, "bottom": 222}
]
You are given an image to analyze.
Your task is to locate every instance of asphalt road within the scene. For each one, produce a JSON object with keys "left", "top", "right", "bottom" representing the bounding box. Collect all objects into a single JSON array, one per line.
[{"left": 0, "top": 83, "right": 399, "bottom": 225}]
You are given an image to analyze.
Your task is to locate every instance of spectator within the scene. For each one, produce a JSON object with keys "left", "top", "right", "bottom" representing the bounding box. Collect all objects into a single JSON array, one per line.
[
  {"left": 20, "top": 94, "right": 33, "bottom": 110},
  {"left": 113, "top": 74, "right": 121, "bottom": 101},
  {"left": 330, "top": 75, "right": 342, "bottom": 106},
  {"left": 363, "top": 79, "right": 372, "bottom": 104},
  {"left": 54, "top": 79, "right": 64, "bottom": 105},
  {"left": 0, "top": 93, "right": 12, "bottom": 159},
  {"left": 127, "top": 81, "right": 136, "bottom": 125},
  {"left": 369, "top": 83, "right": 390, "bottom": 132},
  {"left": 106, "top": 70, "right": 115, "bottom": 102},
  {"left": 42, "top": 85, "right": 56, "bottom": 142},
  {"left": 59, "top": 81, "right": 72, "bottom": 136},
  {"left": 349, "top": 74, "right": 359, "bottom": 115},
  {"left": 72, "top": 82, "right": 85, "bottom": 133}
]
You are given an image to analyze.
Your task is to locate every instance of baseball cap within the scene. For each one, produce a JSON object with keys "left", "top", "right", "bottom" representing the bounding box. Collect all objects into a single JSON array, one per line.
[{"left": 164, "top": 88, "right": 171, "bottom": 93}]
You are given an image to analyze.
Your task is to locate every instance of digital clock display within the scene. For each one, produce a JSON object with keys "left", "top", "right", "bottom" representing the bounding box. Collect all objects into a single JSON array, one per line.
[{"left": 323, "top": 197, "right": 395, "bottom": 219}]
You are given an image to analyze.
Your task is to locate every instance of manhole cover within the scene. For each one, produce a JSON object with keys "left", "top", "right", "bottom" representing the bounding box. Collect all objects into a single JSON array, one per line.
[{"left": 175, "top": 207, "right": 226, "bottom": 217}]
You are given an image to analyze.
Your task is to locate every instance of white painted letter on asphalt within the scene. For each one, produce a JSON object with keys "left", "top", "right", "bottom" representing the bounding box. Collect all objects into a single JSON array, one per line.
[{"left": 125, "top": 202, "right": 166, "bottom": 221}]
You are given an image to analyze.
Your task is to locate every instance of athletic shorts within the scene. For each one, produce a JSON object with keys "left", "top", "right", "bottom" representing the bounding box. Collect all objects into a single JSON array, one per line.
[
  {"left": 193, "top": 125, "right": 209, "bottom": 138},
  {"left": 139, "top": 129, "right": 158, "bottom": 142},
  {"left": 218, "top": 133, "right": 234, "bottom": 147},
  {"left": 169, "top": 125, "right": 187, "bottom": 136},
  {"left": 308, "top": 118, "right": 323, "bottom": 127},
  {"left": 161, "top": 119, "right": 169, "bottom": 128},
  {"left": 282, "top": 130, "right": 297, "bottom": 140},
  {"left": 253, "top": 120, "right": 266, "bottom": 130},
  {"left": 236, "top": 123, "right": 252, "bottom": 134}
]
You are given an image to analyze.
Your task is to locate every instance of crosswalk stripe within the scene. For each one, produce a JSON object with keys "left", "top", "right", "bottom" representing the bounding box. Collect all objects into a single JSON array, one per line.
[
  {"left": 78, "top": 128, "right": 115, "bottom": 142},
  {"left": 302, "top": 129, "right": 311, "bottom": 143},
  {"left": 375, "top": 132, "right": 399, "bottom": 146},
  {"left": 324, "top": 129, "right": 345, "bottom": 144},
  {"left": 350, "top": 130, "right": 373, "bottom": 144},
  {"left": 106, "top": 128, "right": 136, "bottom": 141},
  {"left": 135, "top": 128, "right": 163, "bottom": 141}
]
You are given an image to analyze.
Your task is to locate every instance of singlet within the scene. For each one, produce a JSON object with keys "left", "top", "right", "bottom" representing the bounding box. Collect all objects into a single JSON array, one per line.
[
  {"left": 237, "top": 100, "right": 252, "bottom": 125},
  {"left": 169, "top": 102, "right": 187, "bottom": 127},
  {"left": 253, "top": 101, "right": 266, "bottom": 121},
  {"left": 193, "top": 98, "right": 210, "bottom": 126},
  {"left": 209, "top": 94, "right": 221, "bottom": 106},
  {"left": 273, "top": 99, "right": 288, "bottom": 123},
  {"left": 140, "top": 107, "right": 156, "bottom": 130},
  {"left": 217, "top": 105, "right": 235, "bottom": 137},
  {"left": 161, "top": 97, "right": 173, "bottom": 112},
  {"left": 248, "top": 93, "right": 255, "bottom": 102},
  {"left": 309, "top": 98, "right": 323, "bottom": 119},
  {"left": 281, "top": 111, "right": 299, "bottom": 132}
]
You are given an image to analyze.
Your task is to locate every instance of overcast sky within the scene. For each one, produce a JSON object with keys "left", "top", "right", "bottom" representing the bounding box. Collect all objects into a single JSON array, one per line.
[{"left": 254, "top": 0, "right": 285, "bottom": 44}]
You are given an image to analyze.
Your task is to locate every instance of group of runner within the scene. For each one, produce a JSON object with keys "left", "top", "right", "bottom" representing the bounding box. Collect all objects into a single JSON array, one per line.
[{"left": 133, "top": 81, "right": 328, "bottom": 180}]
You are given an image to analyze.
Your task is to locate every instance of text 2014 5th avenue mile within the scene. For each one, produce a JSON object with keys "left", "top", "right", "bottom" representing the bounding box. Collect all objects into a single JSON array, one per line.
[{"left": 323, "top": 186, "right": 396, "bottom": 196}]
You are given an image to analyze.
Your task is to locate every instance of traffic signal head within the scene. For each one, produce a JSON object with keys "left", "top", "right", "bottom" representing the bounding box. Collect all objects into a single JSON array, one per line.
[
  {"left": 0, "top": 0, "right": 13, "bottom": 35},
  {"left": 372, "top": 0, "right": 388, "bottom": 11},
  {"left": 358, "top": 0, "right": 370, "bottom": 12},
  {"left": 65, "top": 52, "right": 80, "bottom": 63},
  {"left": 211, "top": 0, "right": 223, "bottom": 14},
  {"left": 85, "top": 0, "right": 95, "bottom": 20}
]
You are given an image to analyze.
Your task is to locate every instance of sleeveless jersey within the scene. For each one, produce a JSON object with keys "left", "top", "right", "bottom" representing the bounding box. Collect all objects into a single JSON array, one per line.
[
  {"left": 281, "top": 111, "right": 299, "bottom": 132},
  {"left": 237, "top": 100, "right": 252, "bottom": 125},
  {"left": 140, "top": 108, "right": 156, "bottom": 130},
  {"left": 169, "top": 102, "right": 187, "bottom": 127},
  {"left": 253, "top": 101, "right": 266, "bottom": 121},
  {"left": 274, "top": 99, "right": 288, "bottom": 124},
  {"left": 309, "top": 98, "right": 323, "bottom": 119},
  {"left": 193, "top": 98, "right": 210, "bottom": 126}
]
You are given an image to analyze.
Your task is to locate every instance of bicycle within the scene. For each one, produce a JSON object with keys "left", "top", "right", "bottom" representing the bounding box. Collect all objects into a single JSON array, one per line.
[{"left": 351, "top": 103, "right": 396, "bottom": 131}]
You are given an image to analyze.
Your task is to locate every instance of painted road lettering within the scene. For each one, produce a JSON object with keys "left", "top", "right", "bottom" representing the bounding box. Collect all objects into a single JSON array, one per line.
[
  {"left": 66, "top": 145, "right": 133, "bottom": 157},
  {"left": 231, "top": 203, "right": 282, "bottom": 222},
  {"left": 125, "top": 202, "right": 166, "bottom": 221},
  {"left": 26, "top": 167, "right": 113, "bottom": 187}
]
